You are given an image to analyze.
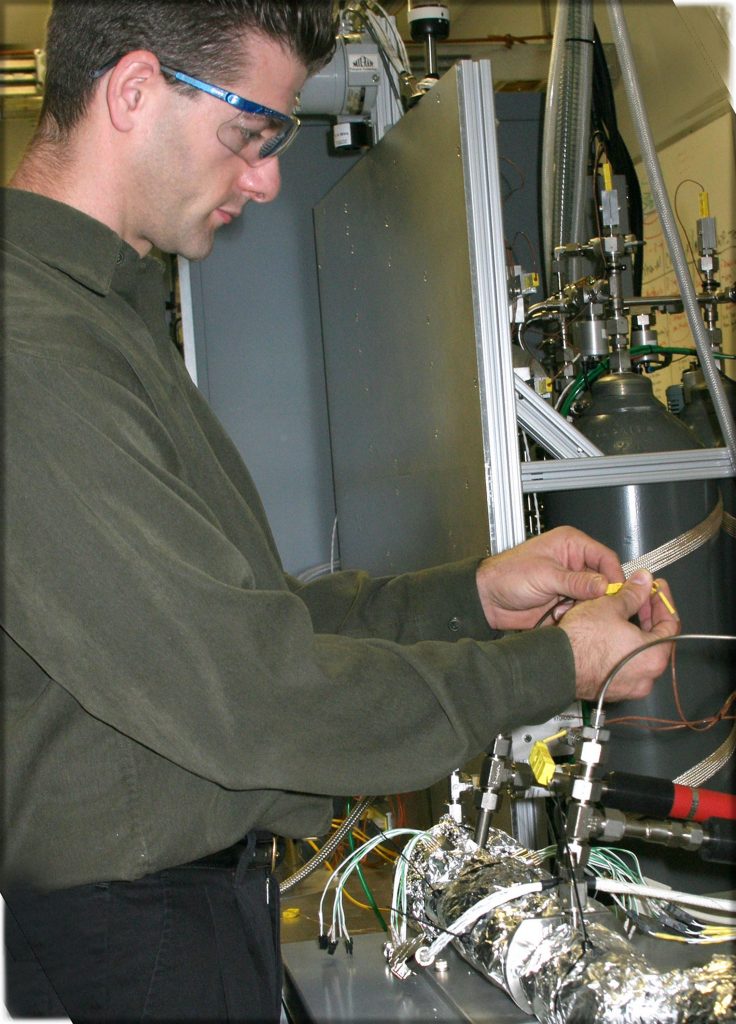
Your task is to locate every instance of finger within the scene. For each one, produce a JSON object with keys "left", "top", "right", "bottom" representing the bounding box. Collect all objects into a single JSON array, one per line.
[
  {"left": 618, "top": 619, "right": 680, "bottom": 697},
  {"left": 551, "top": 598, "right": 574, "bottom": 622},
  {"left": 561, "top": 528, "right": 624, "bottom": 581},
  {"left": 609, "top": 569, "right": 654, "bottom": 619},
  {"left": 581, "top": 540, "right": 624, "bottom": 583},
  {"left": 647, "top": 610, "right": 681, "bottom": 642},
  {"left": 557, "top": 569, "right": 608, "bottom": 602}
]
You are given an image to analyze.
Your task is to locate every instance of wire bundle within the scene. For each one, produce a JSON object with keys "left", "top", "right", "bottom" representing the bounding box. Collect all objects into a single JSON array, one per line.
[
  {"left": 533, "top": 843, "right": 736, "bottom": 945},
  {"left": 317, "top": 828, "right": 429, "bottom": 954}
]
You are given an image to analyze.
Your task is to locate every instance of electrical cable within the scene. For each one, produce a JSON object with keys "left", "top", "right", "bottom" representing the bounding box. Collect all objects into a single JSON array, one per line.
[
  {"left": 592, "top": 878, "right": 736, "bottom": 916},
  {"left": 673, "top": 179, "right": 708, "bottom": 286},
  {"left": 551, "top": 796, "right": 589, "bottom": 953},
  {"left": 303, "top": 838, "right": 388, "bottom": 913},
  {"left": 317, "top": 827, "right": 429, "bottom": 950},
  {"left": 345, "top": 798, "right": 388, "bottom": 931},
  {"left": 590, "top": 24, "right": 643, "bottom": 294},
  {"left": 557, "top": 346, "right": 734, "bottom": 418}
]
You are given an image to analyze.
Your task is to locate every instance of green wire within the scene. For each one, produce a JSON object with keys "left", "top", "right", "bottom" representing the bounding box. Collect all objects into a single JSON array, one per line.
[
  {"left": 559, "top": 360, "right": 608, "bottom": 417},
  {"left": 345, "top": 799, "right": 388, "bottom": 932},
  {"left": 558, "top": 345, "right": 734, "bottom": 417}
]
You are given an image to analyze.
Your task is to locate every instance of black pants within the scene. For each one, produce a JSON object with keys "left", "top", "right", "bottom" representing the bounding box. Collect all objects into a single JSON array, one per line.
[{"left": 3, "top": 835, "right": 282, "bottom": 1023}]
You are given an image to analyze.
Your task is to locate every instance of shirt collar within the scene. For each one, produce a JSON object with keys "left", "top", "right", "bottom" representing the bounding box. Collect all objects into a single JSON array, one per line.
[{"left": 1, "top": 187, "right": 158, "bottom": 297}]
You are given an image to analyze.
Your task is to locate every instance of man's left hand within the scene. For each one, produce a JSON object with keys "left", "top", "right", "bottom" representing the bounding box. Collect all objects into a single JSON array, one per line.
[{"left": 476, "top": 526, "right": 624, "bottom": 631}]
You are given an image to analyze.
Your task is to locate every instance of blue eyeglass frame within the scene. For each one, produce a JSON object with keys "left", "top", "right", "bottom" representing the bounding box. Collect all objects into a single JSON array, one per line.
[{"left": 90, "top": 57, "right": 300, "bottom": 160}]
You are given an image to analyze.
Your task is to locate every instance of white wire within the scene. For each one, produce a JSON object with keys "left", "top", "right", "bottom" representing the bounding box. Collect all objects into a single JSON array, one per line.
[
  {"left": 365, "top": 2, "right": 411, "bottom": 68},
  {"left": 356, "top": 4, "right": 410, "bottom": 78},
  {"left": 593, "top": 878, "right": 736, "bottom": 916},
  {"left": 318, "top": 828, "right": 427, "bottom": 943},
  {"left": 416, "top": 881, "right": 546, "bottom": 964},
  {"left": 391, "top": 832, "right": 434, "bottom": 942},
  {"left": 329, "top": 515, "right": 339, "bottom": 574}
]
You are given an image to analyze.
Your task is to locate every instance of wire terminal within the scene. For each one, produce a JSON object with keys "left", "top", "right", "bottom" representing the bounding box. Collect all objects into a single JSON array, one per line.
[{"left": 605, "top": 581, "right": 676, "bottom": 615}]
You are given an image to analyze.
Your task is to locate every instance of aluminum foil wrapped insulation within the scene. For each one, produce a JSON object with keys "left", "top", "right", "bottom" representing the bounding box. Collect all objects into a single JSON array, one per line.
[{"left": 403, "top": 816, "right": 735, "bottom": 1023}]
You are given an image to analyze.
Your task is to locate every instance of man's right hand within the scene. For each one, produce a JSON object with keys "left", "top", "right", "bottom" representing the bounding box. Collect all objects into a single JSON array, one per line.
[{"left": 557, "top": 570, "right": 680, "bottom": 703}]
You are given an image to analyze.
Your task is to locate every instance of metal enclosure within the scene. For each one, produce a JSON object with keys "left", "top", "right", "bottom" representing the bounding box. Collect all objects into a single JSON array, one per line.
[
  {"left": 315, "top": 62, "right": 526, "bottom": 575},
  {"left": 183, "top": 87, "right": 551, "bottom": 579},
  {"left": 184, "top": 125, "right": 360, "bottom": 576}
]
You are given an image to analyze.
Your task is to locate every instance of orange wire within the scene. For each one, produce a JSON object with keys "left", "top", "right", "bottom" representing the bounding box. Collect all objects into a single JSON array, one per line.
[{"left": 606, "top": 640, "right": 735, "bottom": 731}]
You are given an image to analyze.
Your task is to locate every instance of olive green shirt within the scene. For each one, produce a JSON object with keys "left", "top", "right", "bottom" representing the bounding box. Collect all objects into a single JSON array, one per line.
[{"left": 2, "top": 188, "right": 575, "bottom": 889}]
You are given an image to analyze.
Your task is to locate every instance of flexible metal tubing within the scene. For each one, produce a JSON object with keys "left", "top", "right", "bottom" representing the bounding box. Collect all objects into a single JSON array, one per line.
[
  {"left": 279, "top": 795, "right": 374, "bottom": 894},
  {"left": 594, "top": 633, "right": 736, "bottom": 718},
  {"left": 541, "top": 0, "right": 594, "bottom": 286},
  {"left": 541, "top": 0, "right": 564, "bottom": 283},
  {"left": 606, "top": 0, "right": 736, "bottom": 473}
]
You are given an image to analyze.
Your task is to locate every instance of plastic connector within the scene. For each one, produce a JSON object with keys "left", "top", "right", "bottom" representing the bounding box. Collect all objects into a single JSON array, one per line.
[
  {"left": 530, "top": 741, "right": 556, "bottom": 787},
  {"left": 605, "top": 581, "right": 676, "bottom": 615}
]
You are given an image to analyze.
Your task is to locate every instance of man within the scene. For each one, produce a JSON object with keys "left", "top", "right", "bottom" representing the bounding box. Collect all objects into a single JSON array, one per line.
[{"left": 1, "top": 1, "right": 678, "bottom": 1020}]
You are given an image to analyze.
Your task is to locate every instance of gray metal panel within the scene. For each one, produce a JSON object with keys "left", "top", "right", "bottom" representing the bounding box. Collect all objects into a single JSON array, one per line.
[
  {"left": 282, "top": 927, "right": 730, "bottom": 1023},
  {"left": 315, "top": 64, "right": 519, "bottom": 575},
  {"left": 283, "top": 933, "right": 534, "bottom": 1023},
  {"left": 186, "top": 125, "right": 360, "bottom": 576}
]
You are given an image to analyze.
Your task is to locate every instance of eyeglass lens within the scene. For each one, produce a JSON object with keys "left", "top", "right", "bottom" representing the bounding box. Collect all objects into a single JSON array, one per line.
[{"left": 217, "top": 111, "right": 297, "bottom": 162}]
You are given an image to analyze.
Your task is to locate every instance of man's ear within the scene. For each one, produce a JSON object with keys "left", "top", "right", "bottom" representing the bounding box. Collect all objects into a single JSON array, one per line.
[{"left": 105, "top": 51, "right": 161, "bottom": 133}]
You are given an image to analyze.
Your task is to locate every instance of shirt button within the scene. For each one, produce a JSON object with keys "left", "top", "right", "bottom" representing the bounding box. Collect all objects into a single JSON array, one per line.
[{"left": 448, "top": 617, "right": 462, "bottom": 633}]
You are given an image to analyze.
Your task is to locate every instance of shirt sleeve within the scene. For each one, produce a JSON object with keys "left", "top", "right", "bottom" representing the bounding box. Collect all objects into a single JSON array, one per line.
[
  {"left": 286, "top": 558, "right": 501, "bottom": 644},
  {"left": 4, "top": 350, "right": 576, "bottom": 798}
]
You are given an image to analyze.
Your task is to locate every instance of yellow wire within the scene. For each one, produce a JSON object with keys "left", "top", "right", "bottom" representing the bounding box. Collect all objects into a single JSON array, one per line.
[
  {"left": 541, "top": 728, "right": 568, "bottom": 744},
  {"left": 650, "top": 930, "right": 736, "bottom": 945}
]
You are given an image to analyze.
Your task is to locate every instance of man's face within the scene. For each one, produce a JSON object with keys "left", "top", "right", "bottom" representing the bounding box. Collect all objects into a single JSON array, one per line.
[{"left": 130, "top": 34, "right": 308, "bottom": 259}]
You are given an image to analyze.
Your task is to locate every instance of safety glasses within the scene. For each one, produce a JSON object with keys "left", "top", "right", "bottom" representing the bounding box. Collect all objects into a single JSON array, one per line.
[
  {"left": 158, "top": 65, "right": 300, "bottom": 162},
  {"left": 90, "top": 57, "right": 300, "bottom": 163}
]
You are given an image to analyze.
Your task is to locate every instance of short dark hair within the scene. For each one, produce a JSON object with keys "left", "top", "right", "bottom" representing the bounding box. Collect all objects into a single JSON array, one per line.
[{"left": 39, "top": 0, "right": 336, "bottom": 137}]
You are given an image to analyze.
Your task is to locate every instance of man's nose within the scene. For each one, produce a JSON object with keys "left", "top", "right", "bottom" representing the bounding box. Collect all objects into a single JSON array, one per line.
[{"left": 237, "top": 156, "right": 281, "bottom": 203}]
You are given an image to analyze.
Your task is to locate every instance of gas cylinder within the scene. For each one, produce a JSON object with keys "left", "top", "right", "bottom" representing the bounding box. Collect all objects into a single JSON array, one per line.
[{"left": 542, "top": 372, "right": 734, "bottom": 891}]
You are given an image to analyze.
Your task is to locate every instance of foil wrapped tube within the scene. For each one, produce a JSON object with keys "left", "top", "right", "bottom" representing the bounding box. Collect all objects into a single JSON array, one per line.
[{"left": 403, "top": 816, "right": 735, "bottom": 1023}]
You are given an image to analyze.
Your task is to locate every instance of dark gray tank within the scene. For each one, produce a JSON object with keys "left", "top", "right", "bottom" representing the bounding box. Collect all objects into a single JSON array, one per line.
[{"left": 542, "top": 373, "right": 734, "bottom": 892}]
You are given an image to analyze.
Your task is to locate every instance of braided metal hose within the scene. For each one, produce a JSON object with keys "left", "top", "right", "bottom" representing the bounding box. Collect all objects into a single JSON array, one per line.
[{"left": 279, "top": 796, "right": 375, "bottom": 894}]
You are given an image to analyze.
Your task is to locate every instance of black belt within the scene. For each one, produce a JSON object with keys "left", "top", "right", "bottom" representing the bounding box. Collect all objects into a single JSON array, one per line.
[
  {"left": 189, "top": 831, "right": 284, "bottom": 872},
  {"left": 250, "top": 831, "right": 284, "bottom": 872}
]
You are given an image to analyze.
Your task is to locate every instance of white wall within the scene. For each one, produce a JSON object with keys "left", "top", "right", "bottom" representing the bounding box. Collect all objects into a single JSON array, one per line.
[{"left": 639, "top": 111, "right": 736, "bottom": 401}]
